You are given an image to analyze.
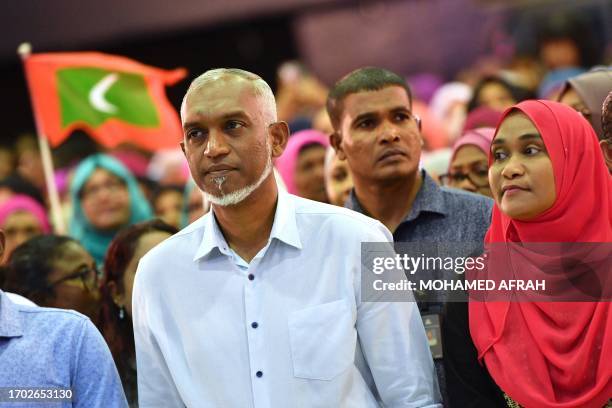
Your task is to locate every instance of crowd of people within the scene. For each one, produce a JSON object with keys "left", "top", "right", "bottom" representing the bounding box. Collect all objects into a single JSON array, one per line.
[{"left": 0, "top": 27, "right": 611, "bottom": 408}]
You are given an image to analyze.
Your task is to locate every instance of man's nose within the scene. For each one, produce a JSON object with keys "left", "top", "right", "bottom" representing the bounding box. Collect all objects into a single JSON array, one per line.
[
  {"left": 378, "top": 121, "right": 401, "bottom": 143},
  {"left": 204, "top": 130, "right": 230, "bottom": 158}
]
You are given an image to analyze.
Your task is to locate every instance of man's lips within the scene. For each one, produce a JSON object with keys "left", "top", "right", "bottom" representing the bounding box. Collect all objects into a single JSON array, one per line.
[
  {"left": 205, "top": 164, "right": 236, "bottom": 176},
  {"left": 377, "top": 149, "right": 406, "bottom": 163}
]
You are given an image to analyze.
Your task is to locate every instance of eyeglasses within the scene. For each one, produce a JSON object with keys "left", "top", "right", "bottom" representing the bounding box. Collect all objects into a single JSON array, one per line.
[
  {"left": 439, "top": 169, "right": 489, "bottom": 189},
  {"left": 47, "top": 265, "right": 99, "bottom": 293},
  {"left": 79, "top": 179, "right": 126, "bottom": 200}
]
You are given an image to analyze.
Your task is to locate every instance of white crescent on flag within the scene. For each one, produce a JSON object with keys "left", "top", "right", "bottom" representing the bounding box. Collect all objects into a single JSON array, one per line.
[{"left": 89, "top": 73, "right": 119, "bottom": 114}]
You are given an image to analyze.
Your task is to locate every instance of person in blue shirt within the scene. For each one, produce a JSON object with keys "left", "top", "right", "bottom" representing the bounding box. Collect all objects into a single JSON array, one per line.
[
  {"left": 0, "top": 228, "right": 128, "bottom": 408},
  {"left": 326, "top": 67, "right": 494, "bottom": 404}
]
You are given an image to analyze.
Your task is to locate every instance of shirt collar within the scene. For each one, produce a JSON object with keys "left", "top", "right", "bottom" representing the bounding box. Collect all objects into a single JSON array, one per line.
[
  {"left": 269, "top": 191, "right": 303, "bottom": 250},
  {"left": 345, "top": 170, "right": 448, "bottom": 223},
  {"left": 0, "top": 290, "right": 24, "bottom": 338},
  {"left": 193, "top": 210, "right": 229, "bottom": 261},
  {"left": 193, "top": 190, "right": 302, "bottom": 262}
]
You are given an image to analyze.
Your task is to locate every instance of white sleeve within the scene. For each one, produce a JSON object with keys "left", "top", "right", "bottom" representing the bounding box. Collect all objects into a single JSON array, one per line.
[
  {"left": 356, "top": 222, "right": 442, "bottom": 408},
  {"left": 132, "top": 256, "right": 185, "bottom": 408}
]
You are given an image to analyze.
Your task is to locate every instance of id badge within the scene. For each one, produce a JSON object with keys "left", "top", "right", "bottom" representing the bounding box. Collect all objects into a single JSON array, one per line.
[{"left": 422, "top": 313, "right": 443, "bottom": 359}]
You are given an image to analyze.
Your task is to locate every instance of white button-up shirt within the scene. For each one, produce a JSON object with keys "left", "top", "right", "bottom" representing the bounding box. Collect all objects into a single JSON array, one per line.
[{"left": 133, "top": 191, "right": 441, "bottom": 408}]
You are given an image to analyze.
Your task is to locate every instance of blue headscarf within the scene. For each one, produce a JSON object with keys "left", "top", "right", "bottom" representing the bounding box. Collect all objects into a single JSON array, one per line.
[{"left": 69, "top": 154, "right": 153, "bottom": 265}]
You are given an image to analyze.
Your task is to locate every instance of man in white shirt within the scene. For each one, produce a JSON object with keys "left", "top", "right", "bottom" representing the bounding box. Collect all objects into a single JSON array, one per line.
[{"left": 132, "top": 68, "right": 441, "bottom": 408}]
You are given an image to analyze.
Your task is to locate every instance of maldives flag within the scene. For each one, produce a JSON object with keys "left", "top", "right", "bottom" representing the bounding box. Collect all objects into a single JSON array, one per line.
[{"left": 23, "top": 52, "right": 187, "bottom": 151}]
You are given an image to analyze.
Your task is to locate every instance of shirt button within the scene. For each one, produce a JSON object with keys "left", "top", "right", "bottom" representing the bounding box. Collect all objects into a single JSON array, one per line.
[
  {"left": 248, "top": 274, "right": 255, "bottom": 281},
  {"left": 256, "top": 371, "right": 263, "bottom": 378},
  {"left": 251, "top": 322, "right": 258, "bottom": 329}
]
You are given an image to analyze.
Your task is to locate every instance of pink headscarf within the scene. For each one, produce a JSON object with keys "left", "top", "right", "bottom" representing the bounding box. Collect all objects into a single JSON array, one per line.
[
  {"left": 0, "top": 194, "right": 51, "bottom": 233},
  {"left": 413, "top": 100, "right": 450, "bottom": 150},
  {"left": 463, "top": 106, "right": 503, "bottom": 133},
  {"left": 110, "top": 150, "right": 150, "bottom": 178},
  {"left": 449, "top": 127, "right": 496, "bottom": 167},
  {"left": 275, "top": 129, "right": 329, "bottom": 194}
]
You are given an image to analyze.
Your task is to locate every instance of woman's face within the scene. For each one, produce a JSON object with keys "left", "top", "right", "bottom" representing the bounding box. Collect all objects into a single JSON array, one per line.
[
  {"left": 119, "top": 231, "right": 172, "bottom": 318},
  {"left": 448, "top": 145, "right": 492, "bottom": 197},
  {"left": 47, "top": 241, "right": 100, "bottom": 320},
  {"left": 489, "top": 112, "right": 556, "bottom": 220},
  {"left": 294, "top": 144, "right": 327, "bottom": 202},
  {"left": 540, "top": 39, "right": 581, "bottom": 70},
  {"left": 154, "top": 190, "right": 183, "bottom": 228},
  {"left": 80, "top": 169, "right": 131, "bottom": 231},
  {"left": 1, "top": 210, "right": 44, "bottom": 262},
  {"left": 559, "top": 88, "right": 591, "bottom": 122},
  {"left": 325, "top": 154, "right": 353, "bottom": 206},
  {"left": 479, "top": 82, "right": 515, "bottom": 113}
]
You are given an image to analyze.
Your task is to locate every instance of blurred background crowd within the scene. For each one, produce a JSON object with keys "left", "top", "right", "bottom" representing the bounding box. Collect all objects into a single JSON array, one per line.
[{"left": 0, "top": 0, "right": 611, "bottom": 405}]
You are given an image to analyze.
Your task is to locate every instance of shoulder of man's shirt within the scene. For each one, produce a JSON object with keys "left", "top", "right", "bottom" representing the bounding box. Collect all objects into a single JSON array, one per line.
[
  {"left": 289, "top": 194, "right": 391, "bottom": 237},
  {"left": 139, "top": 195, "right": 392, "bottom": 267},
  {"left": 140, "top": 214, "right": 207, "bottom": 260},
  {"left": 438, "top": 186, "right": 493, "bottom": 214},
  {"left": 14, "top": 303, "right": 92, "bottom": 334}
]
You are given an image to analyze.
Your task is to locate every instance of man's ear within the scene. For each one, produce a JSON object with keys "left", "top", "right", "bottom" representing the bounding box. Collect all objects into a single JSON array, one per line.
[
  {"left": 330, "top": 132, "right": 346, "bottom": 160},
  {"left": 180, "top": 141, "right": 186, "bottom": 156},
  {"left": 269, "top": 121, "right": 290, "bottom": 158},
  {"left": 600, "top": 139, "right": 612, "bottom": 172}
]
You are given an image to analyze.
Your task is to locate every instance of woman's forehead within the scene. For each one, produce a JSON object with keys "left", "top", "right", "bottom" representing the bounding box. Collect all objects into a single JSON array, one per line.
[
  {"left": 495, "top": 111, "right": 540, "bottom": 141},
  {"left": 87, "top": 168, "right": 120, "bottom": 183}
]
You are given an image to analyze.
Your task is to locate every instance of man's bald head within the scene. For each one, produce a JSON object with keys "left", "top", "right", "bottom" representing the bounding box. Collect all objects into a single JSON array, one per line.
[{"left": 181, "top": 68, "right": 277, "bottom": 125}]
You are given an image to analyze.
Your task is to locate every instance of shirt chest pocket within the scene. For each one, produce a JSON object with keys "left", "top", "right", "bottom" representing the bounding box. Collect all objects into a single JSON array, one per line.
[{"left": 288, "top": 299, "right": 357, "bottom": 381}]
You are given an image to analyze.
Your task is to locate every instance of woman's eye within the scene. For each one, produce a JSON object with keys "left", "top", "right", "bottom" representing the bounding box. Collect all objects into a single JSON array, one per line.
[
  {"left": 493, "top": 150, "right": 508, "bottom": 161},
  {"left": 524, "top": 146, "right": 541, "bottom": 155},
  {"left": 332, "top": 171, "right": 346, "bottom": 181}
]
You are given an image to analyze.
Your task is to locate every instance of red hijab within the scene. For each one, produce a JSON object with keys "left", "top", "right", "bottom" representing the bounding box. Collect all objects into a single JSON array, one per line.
[{"left": 470, "top": 100, "right": 611, "bottom": 408}]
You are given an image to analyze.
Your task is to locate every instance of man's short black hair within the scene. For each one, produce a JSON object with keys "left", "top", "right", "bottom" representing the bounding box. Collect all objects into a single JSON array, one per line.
[{"left": 326, "top": 67, "right": 413, "bottom": 130}]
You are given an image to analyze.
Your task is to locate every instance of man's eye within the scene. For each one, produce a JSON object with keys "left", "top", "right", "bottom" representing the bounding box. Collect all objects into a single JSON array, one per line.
[
  {"left": 187, "top": 129, "right": 205, "bottom": 140},
  {"left": 394, "top": 113, "right": 409, "bottom": 121},
  {"left": 357, "top": 119, "right": 374, "bottom": 129},
  {"left": 225, "top": 121, "right": 244, "bottom": 131}
]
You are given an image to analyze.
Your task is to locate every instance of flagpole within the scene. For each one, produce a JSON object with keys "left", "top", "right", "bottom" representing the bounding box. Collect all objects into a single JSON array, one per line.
[{"left": 18, "top": 43, "right": 66, "bottom": 235}]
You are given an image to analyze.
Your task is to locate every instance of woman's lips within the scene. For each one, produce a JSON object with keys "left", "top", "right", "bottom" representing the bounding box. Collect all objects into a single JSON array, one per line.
[{"left": 502, "top": 186, "right": 529, "bottom": 197}]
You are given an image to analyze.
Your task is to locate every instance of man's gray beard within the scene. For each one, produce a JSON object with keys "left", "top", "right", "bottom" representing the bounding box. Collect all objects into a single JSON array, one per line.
[{"left": 205, "top": 151, "right": 273, "bottom": 207}]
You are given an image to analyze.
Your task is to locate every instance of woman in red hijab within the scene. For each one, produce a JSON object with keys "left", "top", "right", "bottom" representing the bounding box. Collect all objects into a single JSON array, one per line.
[{"left": 470, "top": 100, "right": 611, "bottom": 407}]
